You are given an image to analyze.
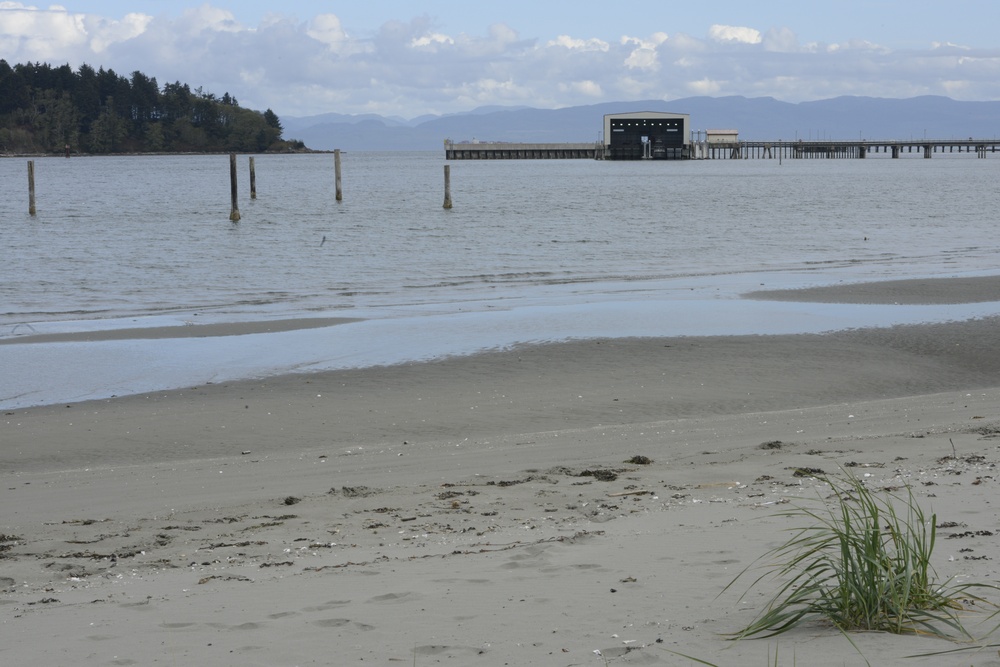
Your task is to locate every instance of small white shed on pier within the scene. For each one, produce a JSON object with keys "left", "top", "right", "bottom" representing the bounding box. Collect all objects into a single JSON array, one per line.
[{"left": 706, "top": 129, "right": 739, "bottom": 144}]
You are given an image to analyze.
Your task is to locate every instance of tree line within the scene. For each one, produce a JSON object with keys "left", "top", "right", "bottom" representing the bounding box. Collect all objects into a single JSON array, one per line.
[{"left": 0, "top": 60, "right": 306, "bottom": 155}]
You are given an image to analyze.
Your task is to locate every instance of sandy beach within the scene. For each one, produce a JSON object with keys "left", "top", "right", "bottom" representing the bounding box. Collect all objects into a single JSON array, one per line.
[{"left": 4, "top": 276, "right": 1000, "bottom": 666}]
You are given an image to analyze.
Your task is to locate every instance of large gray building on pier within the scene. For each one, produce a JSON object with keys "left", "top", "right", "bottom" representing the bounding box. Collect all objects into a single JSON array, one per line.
[{"left": 604, "top": 111, "right": 690, "bottom": 159}]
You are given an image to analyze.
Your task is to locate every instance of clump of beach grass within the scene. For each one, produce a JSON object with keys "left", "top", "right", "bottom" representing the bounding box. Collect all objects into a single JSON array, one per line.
[{"left": 725, "top": 473, "right": 998, "bottom": 642}]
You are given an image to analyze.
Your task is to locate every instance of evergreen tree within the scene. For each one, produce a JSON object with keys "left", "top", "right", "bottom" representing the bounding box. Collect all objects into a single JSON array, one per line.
[{"left": 263, "top": 108, "right": 282, "bottom": 133}]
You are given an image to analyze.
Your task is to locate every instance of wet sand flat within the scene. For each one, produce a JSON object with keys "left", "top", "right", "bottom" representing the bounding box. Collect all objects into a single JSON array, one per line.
[{"left": 0, "top": 317, "right": 359, "bottom": 345}]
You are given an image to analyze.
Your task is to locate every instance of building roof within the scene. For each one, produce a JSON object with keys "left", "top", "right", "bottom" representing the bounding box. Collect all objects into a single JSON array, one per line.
[{"left": 604, "top": 111, "right": 689, "bottom": 119}]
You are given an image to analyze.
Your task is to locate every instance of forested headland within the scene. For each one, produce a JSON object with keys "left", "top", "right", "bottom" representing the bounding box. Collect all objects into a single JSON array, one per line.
[{"left": 0, "top": 60, "right": 307, "bottom": 155}]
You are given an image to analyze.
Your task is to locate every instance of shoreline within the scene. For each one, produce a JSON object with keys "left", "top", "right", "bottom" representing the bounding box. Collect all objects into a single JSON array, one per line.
[
  {"left": 5, "top": 313, "right": 1000, "bottom": 473},
  {"left": 5, "top": 272, "right": 999, "bottom": 343},
  {"left": 3, "top": 274, "right": 1000, "bottom": 411},
  {"left": 0, "top": 149, "right": 329, "bottom": 159}
]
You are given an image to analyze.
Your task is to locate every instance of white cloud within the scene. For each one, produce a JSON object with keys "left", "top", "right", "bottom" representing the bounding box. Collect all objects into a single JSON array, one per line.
[
  {"left": 0, "top": 4, "right": 152, "bottom": 63},
  {"left": 687, "top": 77, "right": 722, "bottom": 95},
  {"left": 933, "top": 41, "right": 971, "bottom": 51},
  {"left": 621, "top": 32, "right": 667, "bottom": 70},
  {"left": 558, "top": 79, "right": 603, "bottom": 97},
  {"left": 175, "top": 5, "right": 241, "bottom": 34},
  {"left": 547, "top": 35, "right": 609, "bottom": 51},
  {"left": 708, "top": 24, "right": 762, "bottom": 45},
  {"left": 956, "top": 55, "right": 1000, "bottom": 70},
  {"left": 838, "top": 39, "right": 889, "bottom": 52},
  {"left": 306, "top": 14, "right": 349, "bottom": 49},
  {"left": 0, "top": 4, "right": 88, "bottom": 60},
  {"left": 411, "top": 32, "right": 453, "bottom": 48},
  {"left": 89, "top": 13, "right": 151, "bottom": 52}
]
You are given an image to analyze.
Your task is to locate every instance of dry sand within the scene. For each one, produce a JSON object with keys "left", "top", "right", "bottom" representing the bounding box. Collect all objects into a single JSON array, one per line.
[{"left": 4, "top": 277, "right": 1000, "bottom": 666}]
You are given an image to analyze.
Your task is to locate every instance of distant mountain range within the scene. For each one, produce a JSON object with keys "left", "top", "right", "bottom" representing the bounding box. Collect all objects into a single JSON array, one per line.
[{"left": 281, "top": 96, "right": 1000, "bottom": 151}]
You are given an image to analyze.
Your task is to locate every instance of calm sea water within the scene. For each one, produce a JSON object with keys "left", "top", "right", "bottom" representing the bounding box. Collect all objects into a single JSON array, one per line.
[
  {"left": 3, "top": 152, "right": 1000, "bottom": 407},
  {"left": 3, "top": 152, "right": 1000, "bottom": 327}
]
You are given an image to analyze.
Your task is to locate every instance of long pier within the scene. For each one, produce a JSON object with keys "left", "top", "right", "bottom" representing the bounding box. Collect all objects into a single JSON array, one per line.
[
  {"left": 445, "top": 141, "right": 602, "bottom": 159},
  {"left": 444, "top": 139, "right": 1000, "bottom": 160},
  {"left": 690, "top": 139, "right": 1000, "bottom": 159}
]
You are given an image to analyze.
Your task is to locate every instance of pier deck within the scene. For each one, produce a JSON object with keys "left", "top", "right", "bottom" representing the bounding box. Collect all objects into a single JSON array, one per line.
[
  {"left": 696, "top": 139, "right": 1000, "bottom": 159},
  {"left": 445, "top": 141, "right": 602, "bottom": 160}
]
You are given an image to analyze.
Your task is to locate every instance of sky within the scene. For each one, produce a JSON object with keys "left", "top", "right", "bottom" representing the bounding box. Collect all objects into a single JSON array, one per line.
[{"left": 2, "top": 1, "right": 999, "bottom": 119}]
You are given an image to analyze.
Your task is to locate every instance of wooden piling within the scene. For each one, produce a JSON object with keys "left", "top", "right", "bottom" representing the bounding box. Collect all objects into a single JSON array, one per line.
[
  {"left": 249, "top": 156, "right": 257, "bottom": 200},
  {"left": 443, "top": 165, "right": 453, "bottom": 209},
  {"left": 334, "top": 149, "right": 343, "bottom": 202},
  {"left": 27, "top": 160, "right": 36, "bottom": 216},
  {"left": 229, "top": 153, "right": 241, "bottom": 222}
]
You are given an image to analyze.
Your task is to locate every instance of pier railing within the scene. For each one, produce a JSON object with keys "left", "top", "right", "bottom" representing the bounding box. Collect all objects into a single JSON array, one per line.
[{"left": 442, "top": 139, "right": 1000, "bottom": 160}]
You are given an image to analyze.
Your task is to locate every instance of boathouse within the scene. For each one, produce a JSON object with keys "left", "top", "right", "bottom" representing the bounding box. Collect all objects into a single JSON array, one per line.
[{"left": 603, "top": 112, "right": 690, "bottom": 159}]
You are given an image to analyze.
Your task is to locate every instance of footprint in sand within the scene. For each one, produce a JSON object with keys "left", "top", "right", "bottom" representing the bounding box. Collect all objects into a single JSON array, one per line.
[
  {"left": 311, "top": 618, "right": 376, "bottom": 630},
  {"left": 119, "top": 601, "right": 154, "bottom": 610},
  {"left": 367, "top": 592, "right": 416, "bottom": 603},
  {"left": 230, "top": 622, "right": 261, "bottom": 631},
  {"left": 301, "top": 599, "right": 350, "bottom": 612},
  {"left": 539, "top": 562, "right": 605, "bottom": 574},
  {"left": 413, "top": 645, "right": 487, "bottom": 657}
]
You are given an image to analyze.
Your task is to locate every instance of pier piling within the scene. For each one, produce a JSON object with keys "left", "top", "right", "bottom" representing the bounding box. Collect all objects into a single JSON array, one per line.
[
  {"left": 443, "top": 165, "right": 453, "bottom": 209},
  {"left": 249, "top": 156, "right": 257, "bottom": 200},
  {"left": 334, "top": 149, "right": 343, "bottom": 202},
  {"left": 27, "top": 160, "right": 36, "bottom": 216},
  {"left": 229, "top": 153, "right": 241, "bottom": 222}
]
